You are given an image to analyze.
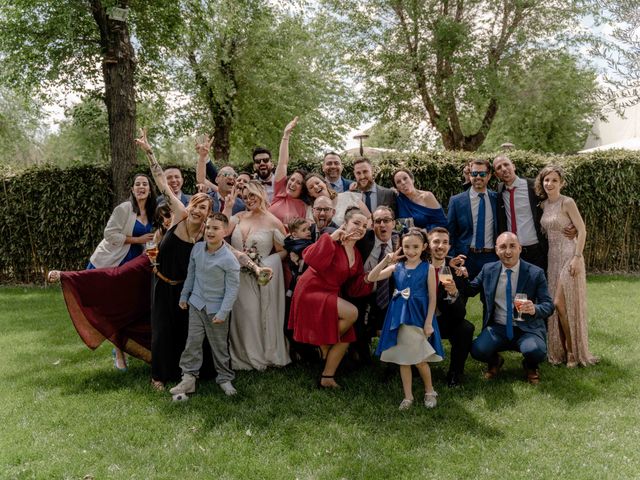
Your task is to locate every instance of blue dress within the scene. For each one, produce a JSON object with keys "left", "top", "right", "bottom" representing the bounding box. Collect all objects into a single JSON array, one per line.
[
  {"left": 397, "top": 193, "right": 447, "bottom": 231},
  {"left": 87, "top": 219, "right": 152, "bottom": 270},
  {"left": 375, "top": 261, "right": 444, "bottom": 364}
]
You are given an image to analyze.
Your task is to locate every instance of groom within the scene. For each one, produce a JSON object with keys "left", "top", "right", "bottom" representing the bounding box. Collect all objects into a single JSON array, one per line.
[{"left": 463, "top": 232, "right": 554, "bottom": 384}]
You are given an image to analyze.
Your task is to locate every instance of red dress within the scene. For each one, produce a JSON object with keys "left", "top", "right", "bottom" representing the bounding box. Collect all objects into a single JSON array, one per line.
[
  {"left": 268, "top": 177, "right": 309, "bottom": 226},
  {"left": 288, "top": 233, "right": 372, "bottom": 345}
]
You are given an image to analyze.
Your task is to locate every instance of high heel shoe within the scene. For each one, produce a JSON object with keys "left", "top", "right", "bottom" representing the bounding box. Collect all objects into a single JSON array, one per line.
[{"left": 112, "top": 348, "right": 128, "bottom": 371}]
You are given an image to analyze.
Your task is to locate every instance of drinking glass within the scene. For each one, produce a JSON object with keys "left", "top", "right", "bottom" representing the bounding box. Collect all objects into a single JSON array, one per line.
[
  {"left": 514, "top": 293, "right": 528, "bottom": 321},
  {"left": 439, "top": 265, "right": 454, "bottom": 301},
  {"left": 145, "top": 240, "right": 159, "bottom": 266}
]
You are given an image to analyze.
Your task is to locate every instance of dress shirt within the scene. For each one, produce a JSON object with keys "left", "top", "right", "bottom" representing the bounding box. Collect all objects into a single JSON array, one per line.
[
  {"left": 328, "top": 177, "right": 345, "bottom": 193},
  {"left": 361, "top": 183, "right": 378, "bottom": 213},
  {"left": 255, "top": 174, "right": 275, "bottom": 203},
  {"left": 364, "top": 236, "right": 394, "bottom": 291},
  {"left": 493, "top": 261, "right": 520, "bottom": 325},
  {"left": 502, "top": 176, "right": 538, "bottom": 246},
  {"left": 180, "top": 242, "right": 241, "bottom": 319},
  {"left": 469, "top": 188, "right": 494, "bottom": 249}
]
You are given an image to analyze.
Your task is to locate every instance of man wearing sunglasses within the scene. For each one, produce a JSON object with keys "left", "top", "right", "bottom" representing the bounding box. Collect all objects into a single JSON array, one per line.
[
  {"left": 447, "top": 159, "right": 498, "bottom": 279},
  {"left": 252, "top": 147, "right": 275, "bottom": 202}
]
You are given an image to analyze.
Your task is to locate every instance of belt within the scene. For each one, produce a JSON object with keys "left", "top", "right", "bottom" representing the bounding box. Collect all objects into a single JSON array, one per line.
[
  {"left": 469, "top": 247, "right": 494, "bottom": 254},
  {"left": 153, "top": 267, "right": 184, "bottom": 286}
]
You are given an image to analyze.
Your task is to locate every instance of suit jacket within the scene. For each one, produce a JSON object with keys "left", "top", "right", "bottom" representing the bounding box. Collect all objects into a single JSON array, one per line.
[
  {"left": 356, "top": 230, "right": 400, "bottom": 266},
  {"left": 310, "top": 222, "right": 338, "bottom": 242},
  {"left": 209, "top": 192, "right": 245, "bottom": 216},
  {"left": 328, "top": 176, "right": 354, "bottom": 193},
  {"left": 447, "top": 189, "right": 498, "bottom": 257},
  {"left": 435, "top": 259, "right": 467, "bottom": 325},
  {"left": 365, "top": 184, "right": 397, "bottom": 215},
  {"left": 156, "top": 192, "right": 191, "bottom": 208},
  {"left": 463, "top": 260, "right": 553, "bottom": 338},
  {"left": 496, "top": 177, "right": 546, "bottom": 248}
]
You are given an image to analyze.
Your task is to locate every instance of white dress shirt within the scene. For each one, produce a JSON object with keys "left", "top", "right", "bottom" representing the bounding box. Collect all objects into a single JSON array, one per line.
[
  {"left": 493, "top": 261, "right": 520, "bottom": 325},
  {"left": 364, "top": 236, "right": 394, "bottom": 291},
  {"left": 469, "top": 188, "right": 494, "bottom": 249},
  {"left": 502, "top": 176, "right": 538, "bottom": 246}
]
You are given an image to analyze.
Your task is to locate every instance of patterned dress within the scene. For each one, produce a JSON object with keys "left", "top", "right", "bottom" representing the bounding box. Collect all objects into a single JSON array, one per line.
[{"left": 541, "top": 197, "right": 598, "bottom": 366}]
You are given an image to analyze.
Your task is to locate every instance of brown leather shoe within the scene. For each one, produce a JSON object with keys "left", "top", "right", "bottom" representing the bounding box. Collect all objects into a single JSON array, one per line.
[
  {"left": 525, "top": 368, "right": 540, "bottom": 385},
  {"left": 484, "top": 354, "right": 504, "bottom": 380}
]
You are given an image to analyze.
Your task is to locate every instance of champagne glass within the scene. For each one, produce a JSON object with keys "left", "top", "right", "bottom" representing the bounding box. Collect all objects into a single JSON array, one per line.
[
  {"left": 145, "top": 240, "right": 159, "bottom": 266},
  {"left": 439, "top": 265, "right": 454, "bottom": 301},
  {"left": 514, "top": 293, "right": 528, "bottom": 321}
]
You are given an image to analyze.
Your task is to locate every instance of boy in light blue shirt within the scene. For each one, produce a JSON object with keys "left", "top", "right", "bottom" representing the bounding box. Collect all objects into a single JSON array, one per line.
[{"left": 171, "top": 213, "right": 241, "bottom": 397}]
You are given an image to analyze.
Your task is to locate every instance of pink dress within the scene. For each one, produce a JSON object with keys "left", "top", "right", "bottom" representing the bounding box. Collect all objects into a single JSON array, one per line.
[
  {"left": 268, "top": 177, "right": 309, "bottom": 226},
  {"left": 541, "top": 197, "right": 598, "bottom": 366}
]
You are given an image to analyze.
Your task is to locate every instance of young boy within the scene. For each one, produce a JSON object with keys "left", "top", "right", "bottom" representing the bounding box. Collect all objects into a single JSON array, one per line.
[
  {"left": 283, "top": 218, "right": 313, "bottom": 297},
  {"left": 172, "top": 213, "right": 241, "bottom": 397}
]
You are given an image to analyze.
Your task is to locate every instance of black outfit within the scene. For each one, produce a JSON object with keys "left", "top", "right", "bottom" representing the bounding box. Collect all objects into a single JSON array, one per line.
[
  {"left": 309, "top": 222, "right": 338, "bottom": 242},
  {"left": 434, "top": 260, "right": 475, "bottom": 385},
  {"left": 496, "top": 177, "right": 548, "bottom": 272},
  {"left": 151, "top": 223, "right": 213, "bottom": 382}
]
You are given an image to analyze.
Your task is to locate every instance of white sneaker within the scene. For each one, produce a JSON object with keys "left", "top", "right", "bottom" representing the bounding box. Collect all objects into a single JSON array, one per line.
[
  {"left": 219, "top": 381, "right": 237, "bottom": 396},
  {"left": 169, "top": 373, "right": 196, "bottom": 395},
  {"left": 424, "top": 391, "right": 438, "bottom": 408}
]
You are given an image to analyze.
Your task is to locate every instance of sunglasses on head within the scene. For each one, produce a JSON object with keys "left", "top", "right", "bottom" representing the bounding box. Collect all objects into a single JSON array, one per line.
[
  {"left": 470, "top": 171, "right": 489, "bottom": 178},
  {"left": 253, "top": 157, "right": 271, "bottom": 164}
]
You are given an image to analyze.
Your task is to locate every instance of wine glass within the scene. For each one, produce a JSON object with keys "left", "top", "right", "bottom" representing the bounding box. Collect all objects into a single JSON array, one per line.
[
  {"left": 514, "top": 293, "right": 528, "bottom": 321},
  {"left": 145, "top": 240, "right": 159, "bottom": 266},
  {"left": 439, "top": 265, "right": 454, "bottom": 301}
]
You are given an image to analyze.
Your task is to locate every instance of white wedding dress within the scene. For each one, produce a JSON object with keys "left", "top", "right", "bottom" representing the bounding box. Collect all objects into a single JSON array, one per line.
[{"left": 229, "top": 219, "right": 290, "bottom": 370}]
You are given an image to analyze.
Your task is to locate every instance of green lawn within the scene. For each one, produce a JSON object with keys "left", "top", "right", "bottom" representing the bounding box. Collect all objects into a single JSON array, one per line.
[{"left": 1, "top": 276, "right": 639, "bottom": 479}]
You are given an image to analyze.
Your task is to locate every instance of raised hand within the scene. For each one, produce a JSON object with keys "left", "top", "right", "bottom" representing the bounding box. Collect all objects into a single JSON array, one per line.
[
  {"left": 135, "top": 127, "right": 153, "bottom": 154},
  {"left": 283, "top": 116, "right": 298, "bottom": 137},
  {"left": 195, "top": 133, "right": 215, "bottom": 159},
  {"left": 385, "top": 248, "right": 406, "bottom": 265}
]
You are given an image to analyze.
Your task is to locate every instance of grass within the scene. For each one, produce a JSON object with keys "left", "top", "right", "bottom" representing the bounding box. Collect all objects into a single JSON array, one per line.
[{"left": 1, "top": 276, "right": 639, "bottom": 479}]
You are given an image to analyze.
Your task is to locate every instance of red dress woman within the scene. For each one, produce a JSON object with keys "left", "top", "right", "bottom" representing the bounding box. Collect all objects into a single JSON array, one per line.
[{"left": 288, "top": 207, "right": 372, "bottom": 388}]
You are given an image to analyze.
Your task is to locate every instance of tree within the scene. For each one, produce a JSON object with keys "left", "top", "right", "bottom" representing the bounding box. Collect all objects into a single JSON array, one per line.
[
  {"left": 324, "top": 0, "right": 601, "bottom": 152},
  {"left": 0, "top": 1, "right": 180, "bottom": 201},
  {"left": 0, "top": 88, "right": 43, "bottom": 167},
  {"left": 170, "top": 0, "right": 358, "bottom": 164}
]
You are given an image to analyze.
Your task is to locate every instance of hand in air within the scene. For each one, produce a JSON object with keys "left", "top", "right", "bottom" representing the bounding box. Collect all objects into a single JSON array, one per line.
[
  {"left": 385, "top": 248, "right": 405, "bottom": 265},
  {"left": 195, "top": 133, "right": 215, "bottom": 159},
  {"left": 134, "top": 127, "right": 153, "bottom": 154},
  {"left": 283, "top": 116, "right": 298, "bottom": 136}
]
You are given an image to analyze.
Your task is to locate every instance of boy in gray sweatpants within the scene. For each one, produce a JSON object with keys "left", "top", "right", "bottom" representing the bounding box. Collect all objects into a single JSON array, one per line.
[{"left": 172, "top": 213, "right": 241, "bottom": 396}]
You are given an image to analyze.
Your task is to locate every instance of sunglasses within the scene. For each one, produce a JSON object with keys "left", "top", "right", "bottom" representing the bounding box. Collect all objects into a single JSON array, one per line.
[
  {"left": 373, "top": 218, "right": 394, "bottom": 224},
  {"left": 470, "top": 171, "right": 489, "bottom": 178},
  {"left": 253, "top": 157, "right": 271, "bottom": 164}
]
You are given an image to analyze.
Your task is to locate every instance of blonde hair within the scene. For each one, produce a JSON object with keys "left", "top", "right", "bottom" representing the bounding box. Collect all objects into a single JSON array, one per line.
[{"left": 242, "top": 180, "right": 268, "bottom": 211}]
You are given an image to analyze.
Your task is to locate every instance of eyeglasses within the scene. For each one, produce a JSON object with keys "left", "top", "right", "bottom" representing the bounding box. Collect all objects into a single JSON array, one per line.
[
  {"left": 219, "top": 172, "right": 237, "bottom": 178},
  {"left": 253, "top": 157, "right": 271, "bottom": 164},
  {"left": 313, "top": 207, "right": 333, "bottom": 213},
  {"left": 470, "top": 171, "right": 489, "bottom": 178},
  {"left": 373, "top": 218, "right": 394, "bottom": 224}
]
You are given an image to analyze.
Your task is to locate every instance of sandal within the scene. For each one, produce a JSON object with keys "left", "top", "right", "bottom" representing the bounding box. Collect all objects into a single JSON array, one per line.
[
  {"left": 424, "top": 391, "right": 438, "bottom": 408},
  {"left": 398, "top": 398, "right": 414, "bottom": 411},
  {"left": 150, "top": 379, "right": 165, "bottom": 391},
  {"left": 318, "top": 374, "right": 340, "bottom": 389}
]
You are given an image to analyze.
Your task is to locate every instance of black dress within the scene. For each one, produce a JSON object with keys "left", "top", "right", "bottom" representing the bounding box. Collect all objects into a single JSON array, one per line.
[{"left": 151, "top": 222, "right": 213, "bottom": 382}]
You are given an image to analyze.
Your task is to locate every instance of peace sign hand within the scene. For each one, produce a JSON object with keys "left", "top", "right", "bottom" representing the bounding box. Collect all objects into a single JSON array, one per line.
[
  {"left": 385, "top": 248, "right": 405, "bottom": 266},
  {"left": 195, "top": 133, "right": 215, "bottom": 159},
  {"left": 135, "top": 127, "right": 153, "bottom": 154}
]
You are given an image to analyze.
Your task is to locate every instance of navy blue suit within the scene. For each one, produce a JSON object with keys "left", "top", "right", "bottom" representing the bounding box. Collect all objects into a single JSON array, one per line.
[
  {"left": 447, "top": 189, "right": 498, "bottom": 278},
  {"left": 464, "top": 260, "right": 554, "bottom": 369},
  {"left": 328, "top": 176, "right": 354, "bottom": 193}
]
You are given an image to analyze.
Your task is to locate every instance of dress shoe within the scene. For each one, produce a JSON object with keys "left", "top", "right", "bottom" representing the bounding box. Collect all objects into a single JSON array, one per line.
[
  {"left": 525, "top": 368, "right": 540, "bottom": 385},
  {"left": 446, "top": 372, "right": 462, "bottom": 388},
  {"left": 484, "top": 354, "right": 504, "bottom": 380}
]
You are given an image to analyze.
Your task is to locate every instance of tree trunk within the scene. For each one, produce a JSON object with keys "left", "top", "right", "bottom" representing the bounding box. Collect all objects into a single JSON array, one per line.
[{"left": 90, "top": 1, "right": 137, "bottom": 205}]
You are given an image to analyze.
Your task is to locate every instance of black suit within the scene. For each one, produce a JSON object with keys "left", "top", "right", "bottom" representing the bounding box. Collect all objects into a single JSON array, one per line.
[
  {"left": 360, "top": 183, "right": 398, "bottom": 216},
  {"left": 348, "top": 230, "right": 398, "bottom": 365},
  {"left": 496, "top": 177, "right": 548, "bottom": 271},
  {"left": 435, "top": 262, "right": 475, "bottom": 380}
]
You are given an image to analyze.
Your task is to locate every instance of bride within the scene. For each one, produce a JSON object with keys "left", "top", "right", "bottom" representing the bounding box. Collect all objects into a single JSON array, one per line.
[{"left": 226, "top": 180, "right": 291, "bottom": 369}]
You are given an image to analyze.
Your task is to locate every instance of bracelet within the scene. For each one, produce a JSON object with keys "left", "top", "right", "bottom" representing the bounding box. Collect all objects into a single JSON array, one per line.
[{"left": 574, "top": 254, "right": 582, "bottom": 258}]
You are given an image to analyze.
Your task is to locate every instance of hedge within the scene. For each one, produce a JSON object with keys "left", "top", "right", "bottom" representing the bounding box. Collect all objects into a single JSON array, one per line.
[{"left": 1, "top": 150, "right": 639, "bottom": 283}]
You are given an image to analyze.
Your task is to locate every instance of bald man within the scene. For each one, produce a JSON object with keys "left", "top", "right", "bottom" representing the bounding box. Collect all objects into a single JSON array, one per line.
[
  {"left": 309, "top": 196, "right": 338, "bottom": 241},
  {"left": 462, "top": 232, "right": 554, "bottom": 384}
]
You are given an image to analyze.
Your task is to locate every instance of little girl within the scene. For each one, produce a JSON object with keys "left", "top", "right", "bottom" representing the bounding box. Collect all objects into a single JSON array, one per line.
[{"left": 368, "top": 227, "right": 442, "bottom": 410}]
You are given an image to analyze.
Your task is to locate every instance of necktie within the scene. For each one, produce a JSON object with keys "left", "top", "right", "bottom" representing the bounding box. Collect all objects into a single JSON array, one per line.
[
  {"left": 219, "top": 197, "right": 226, "bottom": 212},
  {"left": 364, "top": 191, "right": 372, "bottom": 212},
  {"left": 508, "top": 187, "right": 517, "bottom": 234},
  {"left": 376, "top": 244, "right": 390, "bottom": 309},
  {"left": 331, "top": 182, "right": 339, "bottom": 191},
  {"left": 506, "top": 269, "right": 514, "bottom": 340},
  {"left": 476, "top": 192, "right": 486, "bottom": 249}
]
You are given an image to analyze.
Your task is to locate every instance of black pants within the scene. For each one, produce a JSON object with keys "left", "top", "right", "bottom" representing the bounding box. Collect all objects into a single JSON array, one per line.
[
  {"left": 435, "top": 315, "right": 475, "bottom": 376},
  {"left": 520, "top": 242, "right": 547, "bottom": 273}
]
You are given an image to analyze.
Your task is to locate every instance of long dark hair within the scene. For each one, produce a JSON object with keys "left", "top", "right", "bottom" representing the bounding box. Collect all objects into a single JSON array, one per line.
[{"left": 128, "top": 173, "right": 157, "bottom": 221}]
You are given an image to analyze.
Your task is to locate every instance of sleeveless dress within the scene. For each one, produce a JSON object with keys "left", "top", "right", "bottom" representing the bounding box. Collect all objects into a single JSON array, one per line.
[
  {"left": 229, "top": 216, "right": 290, "bottom": 370},
  {"left": 541, "top": 197, "right": 598, "bottom": 366},
  {"left": 151, "top": 222, "right": 213, "bottom": 382},
  {"left": 375, "top": 261, "right": 444, "bottom": 365},
  {"left": 396, "top": 193, "right": 447, "bottom": 231}
]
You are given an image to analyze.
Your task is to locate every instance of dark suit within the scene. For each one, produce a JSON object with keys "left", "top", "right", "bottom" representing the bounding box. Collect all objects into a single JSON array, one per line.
[
  {"left": 360, "top": 183, "right": 398, "bottom": 216},
  {"left": 328, "top": 176, "right": 354, "bottom": 193},
  {"left": 464, "top": 260, "right": 554, "bottom": 369},
  {"left": 435, "top": 263, "right": 475, "bottom": 379},
  {"left": 350, "top": 230, "right": 398, "bottom": 364},
  {"left": 496, "top": 178, "right": 548, "bottom": 271},
  {"left": 447, "top": 189, "right": 498, "bottom": 278},
  {"left": 209, "top": 192, "right": 245, "bottom": 216},
  {"left": 157, "top": 192, "right": 191, "bottom": 208},
  {"left": 310, "top": 222, "right": 338, "bottom": 242}
]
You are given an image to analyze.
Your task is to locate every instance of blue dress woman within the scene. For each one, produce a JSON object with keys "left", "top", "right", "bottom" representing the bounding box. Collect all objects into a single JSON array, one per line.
[{"left": 393, "top": 168, "right": 447, "bottom": 231}]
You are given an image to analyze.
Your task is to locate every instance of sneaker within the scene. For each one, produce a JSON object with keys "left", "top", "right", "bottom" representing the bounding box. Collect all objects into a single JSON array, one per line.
[
  {"left": 424, "top": 391, "right": 438, "bottom": 408},
  {"left": 169, "top": 373, "right": 196, "bottom": 395},
  {"left": 398, "top": 398, "right": 413, "bottom": 411},
  {"left": 219, "top": 381, "right": 237, "bottom": 396}
]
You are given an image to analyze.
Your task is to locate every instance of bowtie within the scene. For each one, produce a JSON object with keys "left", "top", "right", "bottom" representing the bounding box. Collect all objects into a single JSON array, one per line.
[{"left": 260, "top": 180, "right": 272, "bottom": 186}]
